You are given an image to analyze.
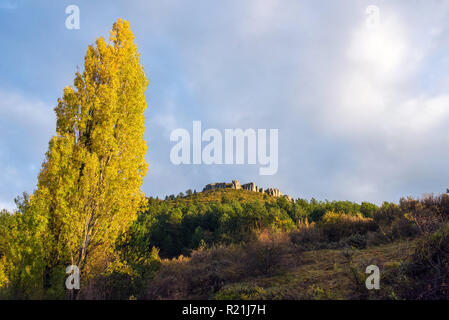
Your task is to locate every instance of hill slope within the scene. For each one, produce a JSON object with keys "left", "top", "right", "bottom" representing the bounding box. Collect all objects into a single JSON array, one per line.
[
  {"left": 123, "top": 191, "right": 448, "bottom": 300},
  {"left": 163, "top": 188, "right": 282, "bottom": 204},
  {"left": 215, "top": 240, "right": 417, "bottom": 300}
]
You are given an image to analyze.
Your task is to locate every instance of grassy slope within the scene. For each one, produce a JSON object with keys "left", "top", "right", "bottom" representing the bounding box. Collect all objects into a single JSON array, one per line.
[
  {"left": 216, "top": 240, "right": 416, "bottom": 300},
  {"left": 156, "top": 188, "right": 416, "bottom": 299}
]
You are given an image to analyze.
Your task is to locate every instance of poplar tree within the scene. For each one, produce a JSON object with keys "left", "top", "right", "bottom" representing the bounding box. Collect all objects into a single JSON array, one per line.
[{"left": 33, "top": 19, "right": 149, "bottom": 289}]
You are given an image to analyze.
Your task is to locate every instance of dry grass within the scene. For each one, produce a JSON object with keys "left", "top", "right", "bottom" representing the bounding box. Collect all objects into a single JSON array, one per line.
[
  {"left": 214, "top": 239, "right": 417, "bottom": 300},
  {"left": 145, "top": 226, "right": 417, "bottom": 300}
]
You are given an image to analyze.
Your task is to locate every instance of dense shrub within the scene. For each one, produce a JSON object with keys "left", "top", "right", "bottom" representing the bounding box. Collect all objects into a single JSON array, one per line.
[
  {"left": 373, "top": 202, "right": 417, "bottom": 241},
  {"left": 289, "top": 213, "right": 377, "bottom": 250},
  {"left": 243, "top": 231, "right": 292, "bottom": 276},
  {"left": 368, "top": 196, "right": 449, "bottom": 300},
  {"left": 345, "top": 233, "right": 368, "bottom": 249},
  {"left": 400, "top": 194, "right": 449, "bottom": 235},
  {"left": 146, "top": 230, "right": 299, "bottom": 299},
  {"left": 320, "top": 211, "right": 377, "bottom": 243},
  {"left": 400, "top": 223, "right": 449, "bottom": 299},
  {"left": 81, "top": 271, "right": 136, "bottom": 300},
  {"left": 289, "top": 221, "right": 326, "bottom": 250},
  {"left": 146, "top": 246, "right": 245, "bottom": 299},
  {"left": 366, "top": 231, "right": 390, "bottom": 247}
]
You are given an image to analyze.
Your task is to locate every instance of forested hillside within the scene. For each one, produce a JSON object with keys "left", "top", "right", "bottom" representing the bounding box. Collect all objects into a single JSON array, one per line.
[
  {"left": 1, "top": 184, "right": 449, "bottom": 299},
  {"left": 122, "top": 188, "right": 378, "bottom": 259},
  {"left": 115, "top": 189, "right": 447, "bottom": 300}
]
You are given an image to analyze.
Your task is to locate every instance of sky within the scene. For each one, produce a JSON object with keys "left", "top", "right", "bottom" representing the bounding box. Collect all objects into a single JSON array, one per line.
[{"left": 1, "top": 0, "right": 449, "bottom": 210}]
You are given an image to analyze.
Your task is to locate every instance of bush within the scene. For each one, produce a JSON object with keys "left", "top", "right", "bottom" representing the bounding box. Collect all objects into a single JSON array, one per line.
[
  {"left": 146, "top": 230, "right": 299, "bottom": 299},
  {"left": 366, "top": 231, "right": 389, "bottom": 247},
  {"left": 400, "top": 223, "right": 449, "bottom": 299},
  {"left": 320, "top": 211, "right": 377, "bottom": 243},
  {"left": 391, "top": 216, "right": 419, "bottom": 239},
  {"left": 81, "top": 271, "right": 136, "bottom": 300},
  {"left": 374, "top": 202, "right": 415, "bottom": 241},
  {"left": 400, "top": 195, "right": 449, "bottom": 236},
  {"left": 289, "top": 221, "right": 325, "bottom": 250},
  {"left": 289, "top": 214, "right": 376, "bottom": 250},
  {"left": 243, "top": 231, "right": 290, "bottom": 276},
  {"left": 146, "top": 246, "right": 245, "bottom": 299},
  {"left": 345, "top": 233, "right": 367, "bottom": 249}
]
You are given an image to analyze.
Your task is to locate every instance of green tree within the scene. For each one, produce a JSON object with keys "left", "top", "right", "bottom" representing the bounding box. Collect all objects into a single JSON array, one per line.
[
  {"left": 0, "top": 194, "right": 48, "bottom": 298},
  {"left": 360, "top": 202, "right": 378, "bottom": 217}
]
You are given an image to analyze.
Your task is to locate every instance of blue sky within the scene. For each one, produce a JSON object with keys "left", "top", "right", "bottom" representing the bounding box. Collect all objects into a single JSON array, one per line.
[{"left": 1, "top": 0, "right": 449, "bottom": 210}]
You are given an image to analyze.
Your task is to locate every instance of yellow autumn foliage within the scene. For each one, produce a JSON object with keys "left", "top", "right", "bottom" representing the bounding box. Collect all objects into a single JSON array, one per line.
[{"left": 30, "top": 19, "right": 149, "bottom": 288}]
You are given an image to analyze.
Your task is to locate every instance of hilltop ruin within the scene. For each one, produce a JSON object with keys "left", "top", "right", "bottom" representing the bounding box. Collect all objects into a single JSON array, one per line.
[{"left": 202, "top": 180, "right": 293, "bottom": 202}]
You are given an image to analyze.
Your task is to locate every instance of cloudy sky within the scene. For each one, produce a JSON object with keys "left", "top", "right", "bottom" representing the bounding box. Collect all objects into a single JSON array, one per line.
[{"left": 1, "top": 0, "right": 449, "bottom": 210}]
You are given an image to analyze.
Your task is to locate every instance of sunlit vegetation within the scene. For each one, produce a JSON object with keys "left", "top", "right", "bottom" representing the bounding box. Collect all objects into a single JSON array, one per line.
[{"left": 0, "top": 19, "right": 448, "bottom": 301}]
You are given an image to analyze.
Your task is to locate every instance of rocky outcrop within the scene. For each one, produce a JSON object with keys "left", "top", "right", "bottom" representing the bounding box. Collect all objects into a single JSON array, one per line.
[
  {"left": 202, "top": 180, "right": 293, "bottom": 202},
  {"left": 232, "top": 180, "right": 242, "bottom": 190},
  {"left": 203, "top": 180, "right": 242, "bottom": 191},
  {"left": 265, "top": 188, "right": 282, "bottom": 197},
  {"left": 242, "top": 182, "right": 258, "bottom": 192},
  {"left": 203, "top": 182, "right": 229, "bottom": 191}
]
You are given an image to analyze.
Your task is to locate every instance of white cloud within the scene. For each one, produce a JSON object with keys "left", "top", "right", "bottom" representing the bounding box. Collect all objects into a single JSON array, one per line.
[
  {"left": 2, "top": 1, "right": 449, "bottom": 204},
  {"left": 242, "top": 0, "right": 282, "bottom": 35},
  {"left": 347, "top": 17, "right": 409, "bottom": 80},
  {"left": 326, "top": 7, "right": 449, "bottom": 139},
  {"left": 0, "top": 90, "right": 53, "bottom": 209},
  {"left": 395, "top": 95, "right": 449, "bottom": 133},
  {"left": 0, "top": 89, "right": 54, "bottom": 128}
]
